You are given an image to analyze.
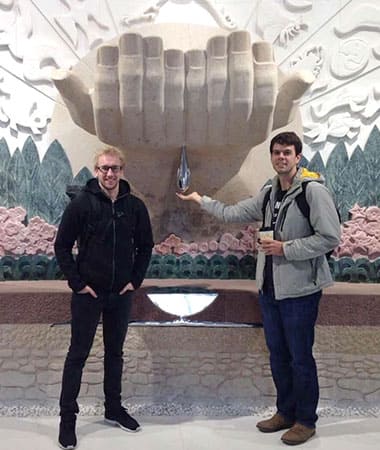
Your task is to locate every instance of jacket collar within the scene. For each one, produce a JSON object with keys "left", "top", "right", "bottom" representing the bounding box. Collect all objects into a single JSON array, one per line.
[
  {"left": 271, "top": 167, "right": 324, "bottom": 197},
  {"left": 85, "top": 177, "right": 131, "bottom": 199}
]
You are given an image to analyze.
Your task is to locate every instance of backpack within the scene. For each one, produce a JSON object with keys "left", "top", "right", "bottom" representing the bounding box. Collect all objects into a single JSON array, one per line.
[
  {"left": 66, "top": 184, "right": 101, "bottom": 251},
  {"left": 261, "top": 181, "right": 341, "bottom": 259}
]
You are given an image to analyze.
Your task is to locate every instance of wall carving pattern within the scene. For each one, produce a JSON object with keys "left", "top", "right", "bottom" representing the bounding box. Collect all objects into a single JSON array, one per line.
[
  {"left": 121, "top": 0, "right": 237, "bottom": 30},
  {"left": 0, "top": 0, "right": 380, "bottom": 282},
  {"left": 1, "top": 127, "right": 380, "bottom": 281},
  {"left": 290, "top": 0, "right": 380, "bottom": 155},
  {"left": 0, "top": 1, "right": 378, "bottom": 159},
  {"left": 256, "top": 0, "right": 309, "bottom": 47}
]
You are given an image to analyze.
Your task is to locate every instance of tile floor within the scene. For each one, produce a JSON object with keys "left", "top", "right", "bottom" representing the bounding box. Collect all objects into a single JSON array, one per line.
[{"left": 0, "top": 413, "right": 379, "bottom": 450}]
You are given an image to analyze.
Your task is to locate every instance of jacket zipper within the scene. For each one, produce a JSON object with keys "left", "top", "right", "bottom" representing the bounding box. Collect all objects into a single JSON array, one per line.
[
  {"left": 311, "top": 259, "right": 317, "bottom": 284},
  {"left": 110, "top": 202, "right": 116, "bottom": 291},
  {"left": 277, "top": 187, "right": 302, "bottom": 232},
  {"left": 278, "top": 203, "right": 290, "bottom": 232}
]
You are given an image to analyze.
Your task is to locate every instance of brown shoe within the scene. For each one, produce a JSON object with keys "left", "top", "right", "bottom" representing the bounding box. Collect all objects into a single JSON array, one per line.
[
  {"left": 281, "top": 423, "right": 316, "bottom": 445},
  {"left": 256, "top": 413, "right": 294, "bottom": 433}
]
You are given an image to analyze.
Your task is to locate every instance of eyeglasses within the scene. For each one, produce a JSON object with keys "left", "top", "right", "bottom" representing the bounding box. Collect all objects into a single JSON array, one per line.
[{"left": 96, "top": 165, "right": 123, "bottom": 174}]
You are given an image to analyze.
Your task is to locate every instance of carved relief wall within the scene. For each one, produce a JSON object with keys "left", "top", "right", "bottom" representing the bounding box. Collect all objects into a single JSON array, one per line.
[{"left": 0, "top": 0, "right": 380, "bottom": 282}]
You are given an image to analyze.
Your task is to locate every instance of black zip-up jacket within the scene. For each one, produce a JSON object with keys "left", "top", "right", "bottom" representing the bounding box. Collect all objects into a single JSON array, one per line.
[{"left": 54, "top": 178, "right": 154, "bottom": 293}]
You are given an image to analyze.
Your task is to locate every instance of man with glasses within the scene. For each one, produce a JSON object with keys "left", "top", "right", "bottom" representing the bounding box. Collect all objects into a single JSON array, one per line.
[{"left": 55, "top": 147, "right": 154, "bottom": 449}]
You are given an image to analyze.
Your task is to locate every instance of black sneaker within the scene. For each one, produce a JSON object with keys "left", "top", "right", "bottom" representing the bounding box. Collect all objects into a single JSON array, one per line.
[
  {"left": 104, "top": 407, "right": 141, "bottom": 432},
  {"left": 58, "top": 417, "right": 77, "bottom": 449}
]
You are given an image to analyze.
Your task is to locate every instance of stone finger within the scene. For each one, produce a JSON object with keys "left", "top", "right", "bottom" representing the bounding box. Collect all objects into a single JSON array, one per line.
[
  {"left": 143, "top": 36, "right": 165, "bottom": 148},
  {"left": 206, "top": 35, "right": 228, "bottom": 147},
  {"left": 94, "top": 45, "right": 121, "bottom": 146},
  {"left": 119, "top": 33, "right": 143, "bottom": 147},
  {"left": 52, "top": 69, "right": 96, "bottom": 136},
  {"left": 185, "top": 49, "right": 207, "bottom": 147},
  {"left": 227, "top": 31, "right": 253, "bottom": 146},
  {"left": 251, "top": 41, "right": 277, "bottom": 145},
  {"left": 273, "top": 70, "right": 315, "bottom": 130},
  {"left": 165, "top": 49, "right": 185, "bottom": 147}
]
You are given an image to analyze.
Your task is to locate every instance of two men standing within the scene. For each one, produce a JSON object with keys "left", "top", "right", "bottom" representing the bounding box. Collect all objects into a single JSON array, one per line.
[{"left": 55, "top": 131, "right": 341, "bottom": 448}]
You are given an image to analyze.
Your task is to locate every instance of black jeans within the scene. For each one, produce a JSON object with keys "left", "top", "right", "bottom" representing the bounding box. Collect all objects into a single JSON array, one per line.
[{"left": 59, "top": 291, "right": 133, "bottom": 417}]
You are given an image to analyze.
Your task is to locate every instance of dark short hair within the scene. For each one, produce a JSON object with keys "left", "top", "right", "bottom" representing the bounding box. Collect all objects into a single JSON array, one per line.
[{"left": 270, "top": 132, "right": 302, "bottom": 155}]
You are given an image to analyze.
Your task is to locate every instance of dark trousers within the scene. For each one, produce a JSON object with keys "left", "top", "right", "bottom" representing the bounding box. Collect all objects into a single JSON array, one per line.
[
  {"left": 259, "top": 289, "right": 321, "bottom": 428},
  {"left": 59, "top": 291, "right": 133, "bottom": 417}
]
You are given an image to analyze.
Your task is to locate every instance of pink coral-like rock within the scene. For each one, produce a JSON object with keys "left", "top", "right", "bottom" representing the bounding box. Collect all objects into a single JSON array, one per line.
[
  {"left": 348, "top": 203, "right": 366, "bottom": 220},
  {"left": 154, "top": 243, "right": 172, "bottom": 255},
  {"left": 229, "top": 237, "right": 240, "bottom": 250},
  {"left": 352, "top": 244, "right": 370, "bottom": 258},
  {"left": 164, "top": 233, "right": 182, "bottom": 248},
  {"left": 188, "top": 242, "right": 199, "bottom": 254},
  {"left": 9, "top": 206, "right": 27, "bottom": 222},
  {"left": 27, "top": 243, "right": 40, "bottom": 256},
  {"left": 365, "top": 206, "right": 380, "bottom": 222},
  {"left": 4, "top": 220, "right": 23, "bottom": 237},
  {"left": 245, "top": 225, "right": 256, "bottom": 234},
  {"left": 46, "top": 243, "right": 55, "bottom": 256},
  {"left": 208, "top": 240, "right": 219, "bottom": 252},
  {"left": 37, "top": 241, "right": 49, "bottom": 253},
  {"left": 350, "top": 229, "right": 367, "bottom": 240},
  {"left": 218, "top": 241, "right": 229, "bottom": 252},
  {"left": 0, "top": 209, "right": 59, "bottom": 256},
  {"left": 220, "top": 233, "right": 235, "bottom": 246},
  {"left": 2, "top": 236, "right": 18, "bottom": 252},
  {"left": 12, "top": 243, "right": 27, "bottom": 255},
  {"left": 39, "top": 223, "right": 57, "bottom": 240},
  {"left": 4, "top": 202, "right": 380, "bottom": 262},
  {"left": 367, "top": 244, "right": 380, "bottom": 260},
  {"left": 198, "top": 242, "right": 209, "bottom": 253},
  {"left": 0, "top": 207, "right": 8, "bottom": 223},
  {"left": 237, "top": 241, "right": 249, "bottom": 252},
  {"left": 366, "top": 221, "right": 380, "bottom": 237},
  {"left": 240, "top": 231, "right": 254, "bottom": 243},
  {"left": 335, "top": 244, "right": 353, "bottom": 258},
  {"left": 28, "top": 216, "right": 46, "bottom": 234},
  {"left": 346, "top": 219, "right": 366, "bottom": 230},
  {"left": 174, "top": 242, "right": 190, "bottom": 255}
]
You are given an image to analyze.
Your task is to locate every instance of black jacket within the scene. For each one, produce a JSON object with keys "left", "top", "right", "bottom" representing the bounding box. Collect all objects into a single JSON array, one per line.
[{"left": 54, "top": 178, "right": 154, "bottom": 293}]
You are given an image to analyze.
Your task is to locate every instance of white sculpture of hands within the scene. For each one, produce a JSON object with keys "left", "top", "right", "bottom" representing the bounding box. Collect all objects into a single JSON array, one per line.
[{"left": 52, "top": 27, "right": 314, "bottom": 240}]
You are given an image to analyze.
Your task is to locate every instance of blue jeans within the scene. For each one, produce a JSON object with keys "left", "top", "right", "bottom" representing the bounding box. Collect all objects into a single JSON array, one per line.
[
  {"left": 59, "top": 291, "right": 133, "bottom": 417},
  {"left": 259, "top": 290, "right": 321, "bottom": 428}
]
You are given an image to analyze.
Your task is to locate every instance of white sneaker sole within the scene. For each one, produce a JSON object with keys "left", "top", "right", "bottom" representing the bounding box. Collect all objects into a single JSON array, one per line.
[
  {"left": 58, "top": 442, "right": 76, "bottom": 449},
  {"left": 104, "top": 418, "right": 141, "bottom": 433}
]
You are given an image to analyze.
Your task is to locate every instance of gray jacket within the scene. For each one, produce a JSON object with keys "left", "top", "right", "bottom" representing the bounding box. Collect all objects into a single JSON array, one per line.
[{"left": 201, "top": 167, "right": 341, "bottom": 299}]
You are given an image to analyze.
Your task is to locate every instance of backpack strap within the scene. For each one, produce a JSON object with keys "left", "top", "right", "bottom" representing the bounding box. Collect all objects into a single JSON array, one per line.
[
  {"left": 66, "top": 184, "right": 84, "bottom": 200},
  {"left": 295, "top": 181, "right": 340, "bottom": 259},
  {"left": 261, "top": 187, "right": 272, "bottom": 228},
  {"left": 78, "top": 191, "right": 101, "bottom": 250},
  {"left": 294, "top": 181, "right": 313, "bottom": 230}
]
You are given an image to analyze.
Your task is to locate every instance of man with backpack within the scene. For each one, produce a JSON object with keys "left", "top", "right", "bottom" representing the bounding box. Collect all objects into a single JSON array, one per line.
[
  {"left": 54, "top": 147, "right": 154, "bottom": 449},
  {"left": 177, "top": 131, "right": 341, "bottom": 445}
]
